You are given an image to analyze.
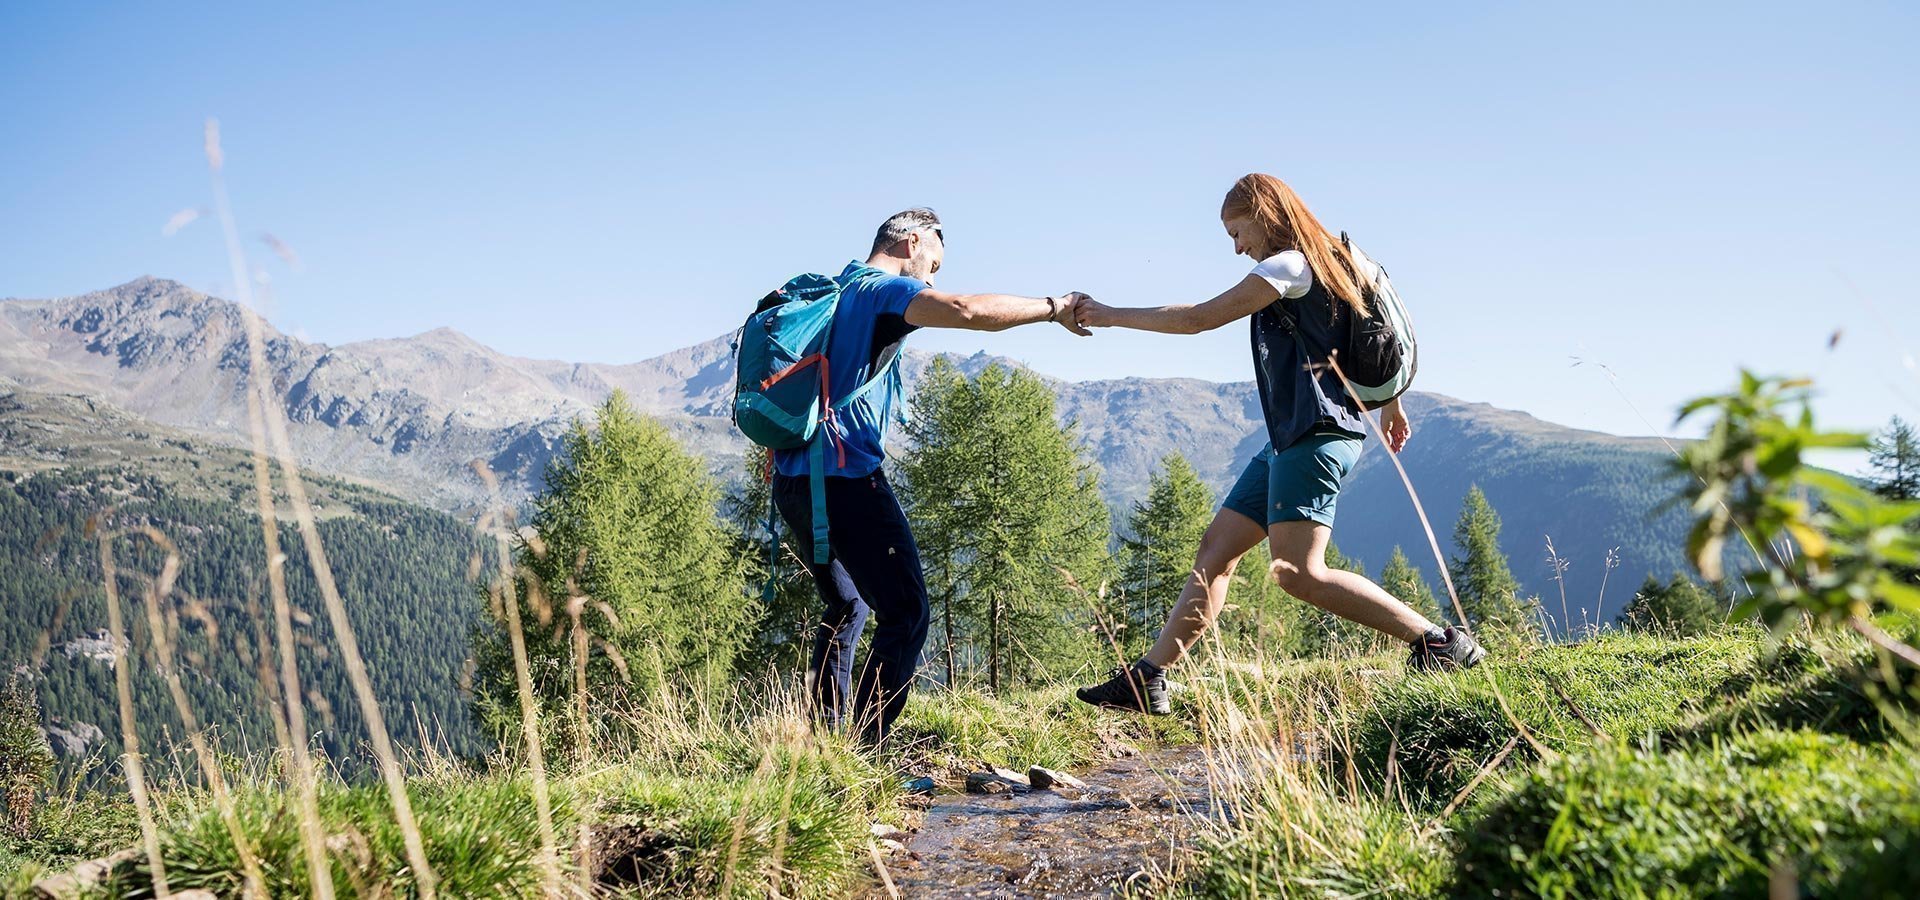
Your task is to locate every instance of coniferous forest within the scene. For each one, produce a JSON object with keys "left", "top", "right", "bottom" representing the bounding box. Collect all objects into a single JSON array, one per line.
[{"left": 0, "top": 465, "right": 484, "bottom": 787}]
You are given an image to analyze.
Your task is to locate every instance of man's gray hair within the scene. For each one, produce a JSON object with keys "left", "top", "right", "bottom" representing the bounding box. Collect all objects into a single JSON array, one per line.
[{"left": 870, "top": 207, "right": 942, "bottom": 255}]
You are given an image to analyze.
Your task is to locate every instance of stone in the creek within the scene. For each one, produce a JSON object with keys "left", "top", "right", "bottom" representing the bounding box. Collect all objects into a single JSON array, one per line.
[
  {"left": 1027, "top": 765, "right": 1087, "bottom": 790},
  {"left": 870, "top": 822, "right": 909, "bottom": 842},
  {"left": 965, "top": 768, "right": 1031, "bottom": 794}
]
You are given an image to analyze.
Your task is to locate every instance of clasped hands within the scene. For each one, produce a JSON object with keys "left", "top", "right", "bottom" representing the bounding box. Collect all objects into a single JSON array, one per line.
[{"left": 1048, "top": 292, "right": 1114, "bottom": 336}]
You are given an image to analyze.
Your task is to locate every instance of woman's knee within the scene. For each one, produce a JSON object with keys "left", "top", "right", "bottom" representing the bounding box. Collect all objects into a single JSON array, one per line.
[{"left": 1269, "top": 559, "right": 1330, "bottom": 599}]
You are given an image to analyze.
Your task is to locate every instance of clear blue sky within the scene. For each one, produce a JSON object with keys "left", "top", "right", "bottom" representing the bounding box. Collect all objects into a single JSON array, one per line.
[{"left": 3, "top": 1, "right": 1917, "bottom": 451}]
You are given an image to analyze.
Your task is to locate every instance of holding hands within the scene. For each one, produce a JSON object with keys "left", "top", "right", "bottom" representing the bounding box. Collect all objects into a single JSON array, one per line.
[
  {"left": 1042, "top": 292, "right": 1117, "bottom": 334},
  {"left": 1050, "top": 291, "right": 1096, "bottom": 336},
  {"left": 1065, "top": 293, "right": 1114, "bottom": 330}
]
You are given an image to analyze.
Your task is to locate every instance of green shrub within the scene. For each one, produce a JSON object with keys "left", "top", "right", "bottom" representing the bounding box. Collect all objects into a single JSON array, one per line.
[
  {"left": 1453, "top": 730, "right": 1920, "bottom": 898},
  {"left": 0, "top": 782, "right": 142, "bottom": 880},
  {"left": 0, "top": 676, "right": 54, "bottom": 839}
]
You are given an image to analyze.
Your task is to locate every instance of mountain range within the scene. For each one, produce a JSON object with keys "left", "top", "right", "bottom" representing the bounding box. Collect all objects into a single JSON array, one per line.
[{"left": 1, "top": 277, "right": 1704, "bottom": 624}]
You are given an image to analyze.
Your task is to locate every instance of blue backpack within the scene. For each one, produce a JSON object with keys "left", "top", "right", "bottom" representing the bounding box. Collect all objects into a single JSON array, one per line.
[{"left": 732, "top": 266, "right": 901, "bottom": 568}]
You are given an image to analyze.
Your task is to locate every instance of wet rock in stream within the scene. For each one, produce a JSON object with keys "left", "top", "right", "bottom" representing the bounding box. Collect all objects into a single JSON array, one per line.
[
  {"left": 1027, "top": 766, "right": 1086, "bottom": 790},
  {"left": 965, "top": 767, "right": 1033, "bottom": 795}
]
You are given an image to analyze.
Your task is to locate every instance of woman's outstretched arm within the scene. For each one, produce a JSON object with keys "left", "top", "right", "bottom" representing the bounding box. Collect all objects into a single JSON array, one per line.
[{"left": 1073, "top": 274, "right": 1280, "bottom": 335}]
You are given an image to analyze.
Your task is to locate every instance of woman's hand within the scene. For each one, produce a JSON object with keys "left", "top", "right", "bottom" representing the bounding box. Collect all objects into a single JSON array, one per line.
[
  {"left": 1072, "top": 295, "right": 1115, "bottom": 328},
  {"left": 1380, "top": 399, "right": 1412, "bottom": 453}
]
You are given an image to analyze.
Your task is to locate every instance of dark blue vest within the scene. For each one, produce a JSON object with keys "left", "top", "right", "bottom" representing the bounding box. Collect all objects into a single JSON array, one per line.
[{"left": 1249, "top": 272, "right": 1368, "bottom": 449}]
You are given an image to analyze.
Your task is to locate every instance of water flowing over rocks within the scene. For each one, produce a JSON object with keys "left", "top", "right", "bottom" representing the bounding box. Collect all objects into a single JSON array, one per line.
[{"left": 871, "top": 746, "right": 1219, "bottom": 899}]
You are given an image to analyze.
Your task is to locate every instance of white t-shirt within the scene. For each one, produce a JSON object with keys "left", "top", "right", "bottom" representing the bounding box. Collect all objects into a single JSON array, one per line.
[{"left": 1251, "top": 250, "right": 1313, "bottom": 299}]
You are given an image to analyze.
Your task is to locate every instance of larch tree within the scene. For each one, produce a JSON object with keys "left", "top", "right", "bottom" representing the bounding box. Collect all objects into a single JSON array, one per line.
[
  {"left": 472, "top": 391, "right": 750, "bottom": 750},
  {"left": 1115, "top": 454, "right": 1215, "bottom": 660},
  {"left": 895, "top": 361, "right": 1111, "bottom": 691},
  {"left": 1447, "top": 484, "right": 1530, "bottom": 638}
]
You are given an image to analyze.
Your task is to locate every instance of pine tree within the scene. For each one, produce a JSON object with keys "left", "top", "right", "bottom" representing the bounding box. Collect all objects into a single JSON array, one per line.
[
  {"left": 896, "top": 361, "right": 1111, "bottom": 691},
  {"left": 1869, "top": 416, "right": 1920, "bottom": 500},
  {"left": 1448, "top": 485, "right": 1530, "bottom": 637},
  {"left": 472, "top": 391, "right": 750, "bottom": 745},
  {"left": 1381, "top": 545, "right": 1445, "bottom": 626},
  {"left": 1616, "top": 572, "right": 1723, "bottom": 636},
  {"left": 1115, "top": 454, "right": 1215, "bottom": 659}
]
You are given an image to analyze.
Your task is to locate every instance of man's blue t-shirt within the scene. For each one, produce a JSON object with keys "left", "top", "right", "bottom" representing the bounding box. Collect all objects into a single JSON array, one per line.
[{"left": 772, "top": 261, "right": 926, "bottom": 479}]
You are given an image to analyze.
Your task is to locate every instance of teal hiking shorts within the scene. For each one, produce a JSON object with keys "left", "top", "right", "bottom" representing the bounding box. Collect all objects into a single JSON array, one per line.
[{"left": 1222, "top": 428, "right": 1364, "bottom": 528}]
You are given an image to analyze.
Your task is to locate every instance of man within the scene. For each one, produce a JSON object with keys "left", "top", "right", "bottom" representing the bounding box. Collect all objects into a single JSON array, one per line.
[{"left": 771, "top": 207, "right": 1090, "bottom": 743}]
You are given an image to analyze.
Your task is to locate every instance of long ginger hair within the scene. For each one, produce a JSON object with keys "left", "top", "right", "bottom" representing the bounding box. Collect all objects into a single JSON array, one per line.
[{"left": 1222, "top": 173, "right": 1369, "bottom": 318}]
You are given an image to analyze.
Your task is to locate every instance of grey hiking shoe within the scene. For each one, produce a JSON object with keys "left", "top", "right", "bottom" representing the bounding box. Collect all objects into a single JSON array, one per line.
[
  {"left": 1076, "top": 662, "right": 1170, "bottom": 715},
  {"left": 1408, "top": 626, "right": 1487, "bottom": 672}
]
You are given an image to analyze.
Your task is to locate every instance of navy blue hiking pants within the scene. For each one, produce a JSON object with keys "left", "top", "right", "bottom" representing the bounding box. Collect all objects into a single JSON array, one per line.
[{"left": 772, "top": 470, "right": 931, "bottom": 742}]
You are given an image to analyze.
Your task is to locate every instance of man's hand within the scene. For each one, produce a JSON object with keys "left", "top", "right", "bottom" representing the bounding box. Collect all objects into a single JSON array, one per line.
[
  {"left": 1054, "top": 292, "right": 1094, "bottom": 336},
  {"left": 1381, "top": 399, "right": 1412, "bottom": 453}
]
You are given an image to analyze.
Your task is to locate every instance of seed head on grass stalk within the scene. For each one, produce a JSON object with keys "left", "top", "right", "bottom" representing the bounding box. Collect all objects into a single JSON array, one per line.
[
  {"left": 1545, "top": 535, "right": 1572, "bottom": 640},
  {"left": 208, "top": 117, "right": 435, "bottom": 897},
  {"left": 90, "top": 516, "right": 171, "bottom": 899},
  {"left": 1593, "top": 546, "right": 1623, "bottom": 636},
  {"left": 473, "top": 461, "right": 564, "bottom": 891},
  {"left": 240, "top": 374, "right": 331, "bottom": 899},
  {"left": 124, "top": 525, "right": 268, "bottom": 897}
]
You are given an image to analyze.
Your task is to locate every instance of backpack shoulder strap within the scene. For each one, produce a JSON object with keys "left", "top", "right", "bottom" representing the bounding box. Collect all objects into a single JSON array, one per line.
[{"left": 825, "top": 265, "right": 907, "bottom": 411}]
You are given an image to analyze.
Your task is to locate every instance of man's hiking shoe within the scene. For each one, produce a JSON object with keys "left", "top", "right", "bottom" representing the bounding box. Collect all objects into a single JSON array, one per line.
[
  {"left": 1076, "top": 662, "right": 1170, "bottom": 715},
  {"left": 1407, "top": 626, "right": 1487, "bottom": 672}
]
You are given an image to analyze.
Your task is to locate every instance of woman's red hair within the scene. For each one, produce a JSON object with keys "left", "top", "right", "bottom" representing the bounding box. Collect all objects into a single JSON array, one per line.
[{"left": 1222, "top": 174, "right": 1368, "bottom": 318}]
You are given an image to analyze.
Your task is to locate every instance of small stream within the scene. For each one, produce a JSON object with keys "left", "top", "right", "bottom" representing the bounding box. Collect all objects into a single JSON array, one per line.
[{"left": 867, "top": 746, "right": 1225, "bottom": 899}]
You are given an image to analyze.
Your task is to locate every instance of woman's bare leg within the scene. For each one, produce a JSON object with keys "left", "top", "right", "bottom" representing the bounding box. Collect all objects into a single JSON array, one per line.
[
  {"left": 1141, "top": 509, "right": 1269, "bottom": 669},
  {"left": 1266, "top": 520, "right": 1435, "bottom": 642}
]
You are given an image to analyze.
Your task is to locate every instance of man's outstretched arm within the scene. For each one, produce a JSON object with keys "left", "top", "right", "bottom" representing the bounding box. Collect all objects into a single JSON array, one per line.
[{"left": 906, "top": 289, "right": 1093, "bottom": 335}]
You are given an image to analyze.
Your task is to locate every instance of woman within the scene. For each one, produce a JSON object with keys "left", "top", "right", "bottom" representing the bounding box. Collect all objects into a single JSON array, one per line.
[{"left": 1073, "top": 173, "right": 1485, "bottom": 715}]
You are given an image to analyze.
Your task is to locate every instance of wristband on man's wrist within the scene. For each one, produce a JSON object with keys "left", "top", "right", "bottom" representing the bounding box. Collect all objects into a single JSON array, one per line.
[{"left": 1045, "top": 296, "right": 1058, "bottom": 322}]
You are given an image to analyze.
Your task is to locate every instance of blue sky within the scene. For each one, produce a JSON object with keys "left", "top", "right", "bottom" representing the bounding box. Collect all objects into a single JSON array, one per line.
[{"left": 3, "top": 1, "right": 1917, "bottom": 452}]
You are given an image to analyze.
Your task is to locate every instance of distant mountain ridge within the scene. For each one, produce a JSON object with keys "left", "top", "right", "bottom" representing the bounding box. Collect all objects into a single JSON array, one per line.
[{"left": 1, "top": 277, "right": 1699, "bottom": 622}]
